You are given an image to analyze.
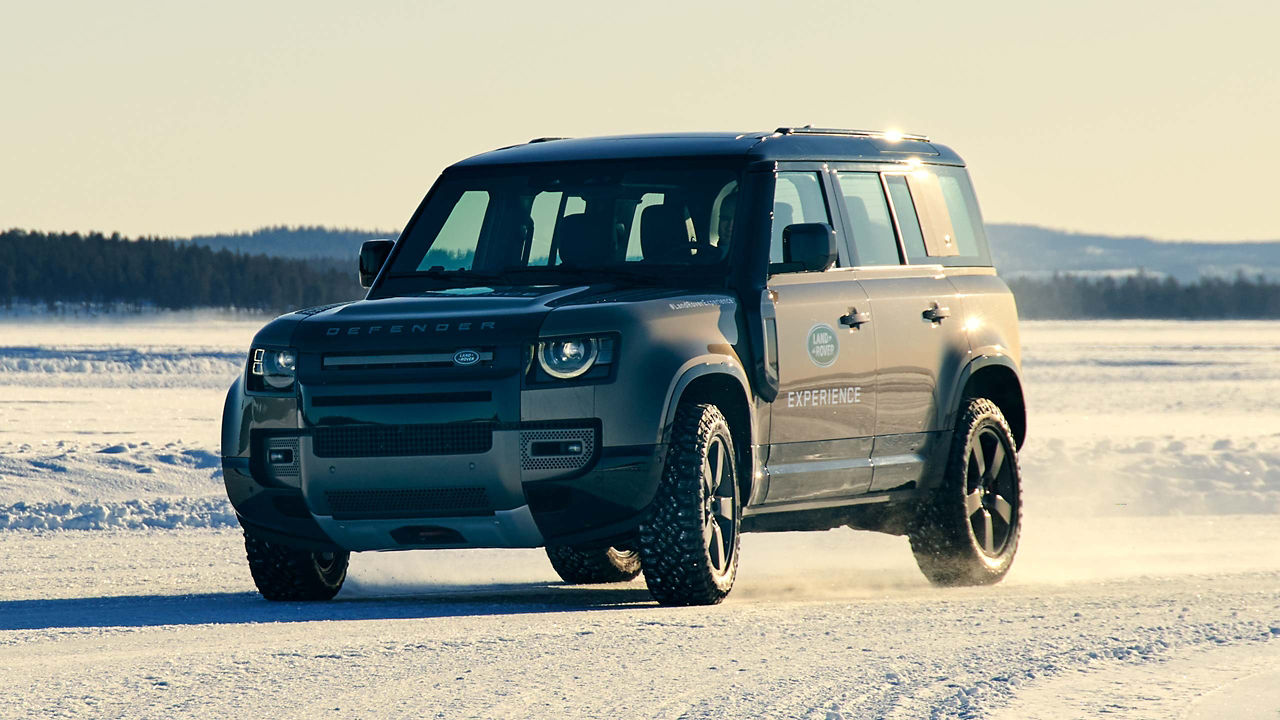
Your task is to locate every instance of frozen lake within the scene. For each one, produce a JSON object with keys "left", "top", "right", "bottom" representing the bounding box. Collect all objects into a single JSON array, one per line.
[{"left": 0, "top": 315, "right": 1278, "bottom": 718}]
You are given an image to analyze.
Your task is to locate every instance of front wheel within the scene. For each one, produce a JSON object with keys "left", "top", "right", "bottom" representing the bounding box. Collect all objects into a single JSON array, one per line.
[
  {"left": 637, "top": 402, "right": 741, "bottom": 606},
  {"left": 545, "top": 544, "right": 642, "bottom": 584},
  {"left": 243, "top": 527, "right": 349, "bottom": 601},
  {"left": 909, "top": 398, "right": 1021, "bottom": 586}
]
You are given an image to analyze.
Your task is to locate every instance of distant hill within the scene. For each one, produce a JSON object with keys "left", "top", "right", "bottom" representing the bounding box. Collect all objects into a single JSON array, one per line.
[
  {"left": 187, "top": 226, "right": 398, "bottom": 260},
  {"left": 987, "top": 224, "right": 1280, "bottom": 281},
  {"left": 8, "top": 225, "right": 1280, "bottom": 318},
  {"left": 181, "top": 224, "right": 1280, "bottom": 282}
]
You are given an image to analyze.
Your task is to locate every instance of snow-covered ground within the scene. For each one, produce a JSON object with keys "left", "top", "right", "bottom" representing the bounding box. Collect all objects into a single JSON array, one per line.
[{"left": 1, "top": 315, "right": 1278, "bottom": 718}]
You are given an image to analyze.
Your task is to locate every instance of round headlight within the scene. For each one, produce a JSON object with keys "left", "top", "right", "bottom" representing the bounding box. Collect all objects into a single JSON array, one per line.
[
  {"left": 263, "top": 350, "right": 298, "bottom": 390},
  {"left": 537, "top": 338, "right": 599, "bottom": 379}
]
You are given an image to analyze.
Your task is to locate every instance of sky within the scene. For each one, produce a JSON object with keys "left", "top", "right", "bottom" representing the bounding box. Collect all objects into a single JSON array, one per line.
[{"left": 2, "top": 1, "right": 1278, "bottom": 242}]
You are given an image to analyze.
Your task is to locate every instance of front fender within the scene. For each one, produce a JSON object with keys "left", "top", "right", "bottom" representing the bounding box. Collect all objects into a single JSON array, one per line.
[
  {"left": 659, "top": 357, "right": 756, "bottom": 445},
  {"left": 221, "top": 376, "right": 248, "bottom": 458},
  {"left": 220, "top": 374, "right": 301, "bottom": 459}
]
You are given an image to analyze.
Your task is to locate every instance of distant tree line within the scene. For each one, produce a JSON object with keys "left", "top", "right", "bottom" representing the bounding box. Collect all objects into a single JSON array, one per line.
[
  {"left": 0, "top": 230, "right": 363, "bottom": 312},
  {"left": 189, "top": 225, "right": 396, "bottom": 260},
  {"left": 1009, "top": 272, "right": 1280, "bottom": 319},
  {"left": 5, "top": 228, "right": 1280, "bottom": 318}
]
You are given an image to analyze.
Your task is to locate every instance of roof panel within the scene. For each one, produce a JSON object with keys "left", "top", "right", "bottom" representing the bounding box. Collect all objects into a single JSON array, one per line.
[{"left": 451, "top": 130, "right": 964, "bottom": 169}]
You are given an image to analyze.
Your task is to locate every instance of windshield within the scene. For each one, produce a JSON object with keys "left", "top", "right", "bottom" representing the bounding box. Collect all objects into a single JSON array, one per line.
[{"left": 387, "top": 162, "right": 741, "bottom": 286}]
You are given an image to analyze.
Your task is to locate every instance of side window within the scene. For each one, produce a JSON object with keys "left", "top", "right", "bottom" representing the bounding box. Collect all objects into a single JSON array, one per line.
[
  {"left": 770, "top": 172, "right": 831, "bottom": 265},
  {"left": 887, "top": 168, "right": 992, "bottom": 266},
  {"left": 904, "top": 171, "right": 959, "bottom": 257},
  {"left": 934, "top": 166, "right": 989, "bottom": 262},
  {"left": 885, "top": 175, "right": 928, "bottom": 263},
  {"left": 835, "top": 173, "right": 901, "bottom": 266},
  {"left": 416, "top": 190, "right": 488, "bottom": 270}
]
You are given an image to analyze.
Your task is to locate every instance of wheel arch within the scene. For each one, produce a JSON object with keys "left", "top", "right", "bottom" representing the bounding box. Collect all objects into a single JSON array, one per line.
[
  {"left": 661, "top": 360, "right": 757, "bottom": 505},
  {"left": 946, "top": 355, "right": 1026, "bottom": 449}
]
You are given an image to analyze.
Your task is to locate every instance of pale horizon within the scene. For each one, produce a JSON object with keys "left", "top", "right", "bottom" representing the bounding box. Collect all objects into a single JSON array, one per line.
[{"left": 4, "top": 1, "right": 1278, "bottom": 242}]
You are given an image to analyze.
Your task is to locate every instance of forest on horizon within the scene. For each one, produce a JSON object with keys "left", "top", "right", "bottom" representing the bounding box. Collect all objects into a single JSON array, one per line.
[{"left": 4, "top": 228, "right": 1280, "bottom": 319}]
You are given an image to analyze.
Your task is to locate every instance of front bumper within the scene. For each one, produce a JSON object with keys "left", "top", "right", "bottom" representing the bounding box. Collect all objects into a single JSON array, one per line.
[{"left": 223, "top": 427, "right": 666, "bottom": 552}]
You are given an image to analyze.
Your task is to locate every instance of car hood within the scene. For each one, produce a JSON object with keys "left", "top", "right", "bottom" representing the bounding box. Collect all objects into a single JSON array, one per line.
[{"left": 289, "top": 286, "right": 590, "bottom": 352}]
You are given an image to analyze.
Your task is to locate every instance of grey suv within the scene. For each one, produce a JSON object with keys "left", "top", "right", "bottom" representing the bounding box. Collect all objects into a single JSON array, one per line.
[{"left": 221, "top": 128, "right": 1026, "bottom": 606}]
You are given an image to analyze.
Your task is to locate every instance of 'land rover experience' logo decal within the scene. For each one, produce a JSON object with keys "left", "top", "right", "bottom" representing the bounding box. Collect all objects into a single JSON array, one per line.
[{"left": 806, "top": 324, "right": 839, "bottom": 368}]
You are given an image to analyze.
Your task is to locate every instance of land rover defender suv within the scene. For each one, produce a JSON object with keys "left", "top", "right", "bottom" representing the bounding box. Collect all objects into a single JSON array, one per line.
[{"left": 221, "top": 128, "right": 1026, "bottom": 606}]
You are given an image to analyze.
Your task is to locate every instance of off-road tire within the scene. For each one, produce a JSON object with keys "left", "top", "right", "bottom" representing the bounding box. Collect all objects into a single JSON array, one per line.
[
  {"left": 545, "top": 545, "right": 642, "bottom": 584},
  {"left": 909, "top": 398, "right": 1021, "bottom": 586},
  {"left": 638, "top": 402, "right": 740, "bottom": 606},
  {"left": 243, "top": 528, "right": 349, "bottom": 601}
]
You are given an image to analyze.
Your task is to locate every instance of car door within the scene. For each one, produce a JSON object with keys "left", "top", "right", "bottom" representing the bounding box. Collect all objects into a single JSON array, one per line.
[
  {"left": 764, "top": 167, "right": 878, "bottom": 503},
  {"left": 833, "top": 167, "right": 970, "bottom": 493}
]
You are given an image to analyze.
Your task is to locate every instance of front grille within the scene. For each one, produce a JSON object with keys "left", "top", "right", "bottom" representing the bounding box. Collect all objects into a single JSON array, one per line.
[
  {"left": 313, "top": 423, "right": 494, "bottom": 458},
  {"left": 325, "top": 487, "right": 492, "bottom": 520},
  {"left": 310, "top": 391, "right": 491, "bottom": 407},
  {"left": 322, "top": 350, "right": 494, "bottom": 371}
]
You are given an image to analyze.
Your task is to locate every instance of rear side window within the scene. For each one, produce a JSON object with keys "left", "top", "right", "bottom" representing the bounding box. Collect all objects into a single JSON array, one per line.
[
  {"left": 886, "top": 168, "right": 991, "bottom": 267},
  {"left": 885, "top": 176, "right": 928, "bottom": 263},
  {"left": 770, "top": 172, "right": 831, "bottom": 264},
  {"left": 934, "top": 166, "right": 988, "bottom": 261},
  {"left": 835, "top": 173, "right": 900, "bottom": 266},
  {"left": 904, "top": 171, "right": 959, "bottom": 257}
]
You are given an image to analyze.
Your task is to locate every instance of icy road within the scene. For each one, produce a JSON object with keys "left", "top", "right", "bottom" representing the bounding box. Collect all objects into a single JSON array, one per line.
[{"left": 1, "top": 315, "right": 1279, "bottom": 719}]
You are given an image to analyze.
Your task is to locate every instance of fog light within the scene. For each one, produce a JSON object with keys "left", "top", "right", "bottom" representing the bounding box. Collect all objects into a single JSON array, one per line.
[
  {"left": 530, "top": 441, "right": 585, "bottom": 457},
  {"left": 268, "top": 448, "right": 294, "bottom": 464}
]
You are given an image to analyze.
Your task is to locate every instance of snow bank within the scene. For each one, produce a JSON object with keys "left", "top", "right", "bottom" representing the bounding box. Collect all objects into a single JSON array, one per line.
[
  {"left": 0, "top": 440, "right": 231, "bottom": 530},
  {"left": 0, "top": 497, "right": 235, "bottom": 530},
  {"left": 0, "top": 346, "right": 244, "bottom": 388}
]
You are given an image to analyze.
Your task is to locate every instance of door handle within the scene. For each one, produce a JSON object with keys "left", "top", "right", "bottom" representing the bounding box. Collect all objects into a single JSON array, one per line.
[
  {"left": 922, "top": 303, "right": 952, "bottom": 322},
  {"left": 839, "top": 309, "right": 871, "bottom": 328}
]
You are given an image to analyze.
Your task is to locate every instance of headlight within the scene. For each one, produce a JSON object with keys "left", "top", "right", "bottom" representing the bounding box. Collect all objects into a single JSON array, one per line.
[
  {"left": 538, "top": 338, "right": 599, "bottom": 379},
  {"left": 248, "top": 347, "right": 297, "bottom": 393},
  {"left": 530, "top": 335, "right": 616, "bottom": 383}
]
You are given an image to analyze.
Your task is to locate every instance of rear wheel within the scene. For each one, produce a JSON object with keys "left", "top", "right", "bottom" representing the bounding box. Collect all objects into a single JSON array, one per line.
[
  {"left": 545, "top": 544, "right": 641, "bottom": 584},
  {"left": 637, "top": 402, "right": 740, "bottom": 606},
  {"left": 243, "top": 527, "right": 349, "bottom": 601},
  {"left": 909, "top": 398, "right": 1021, "bottom": 586}
]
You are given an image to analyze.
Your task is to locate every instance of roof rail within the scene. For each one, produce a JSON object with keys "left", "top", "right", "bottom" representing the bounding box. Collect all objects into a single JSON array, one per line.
[
  {"left": 527, "top": 137, "right": 568, "bottom": 144},
  {"left": 774, "top": 126, "right": 930, "bottom": 142}
]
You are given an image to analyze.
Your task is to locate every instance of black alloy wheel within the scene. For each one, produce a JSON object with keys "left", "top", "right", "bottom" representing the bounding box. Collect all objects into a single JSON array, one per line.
[
  {"left": 243, "top": 527, "right": 350, "bottom": 601},
  {"left": 701, "top": 432, "right": 737, "bottom": 578},
  {"left": 909, "top": 398, "right": 1021, "bottom": 586},
  {"left": 545, "top": 544, "right": 643, "bottom": 584},
  {"left": 638, "top": 402, "right": 741, "bottom": 606},
  {"left": 965, "top": 425, "right": 1018, "bottom": 557}
]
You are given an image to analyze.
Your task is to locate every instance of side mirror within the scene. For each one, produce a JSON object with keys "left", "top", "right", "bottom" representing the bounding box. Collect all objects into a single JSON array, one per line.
[
  {"left": 782, "top": 223, "right": 838, "bottom": 272},
  {"left": 359, "top": 239, "right": 395, "bottom": 288}
]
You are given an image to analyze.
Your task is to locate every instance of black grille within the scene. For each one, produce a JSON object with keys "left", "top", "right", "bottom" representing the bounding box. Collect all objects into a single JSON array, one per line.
[
  {"left": 325, "top": 487, "right": 492, "bottom": 519},
  {"left": 311, "top": 391, "right": 490, "bottom": 407},
  {"left": 313, "top": 423, "right": 493, "bottom": 458}
]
